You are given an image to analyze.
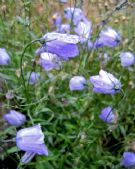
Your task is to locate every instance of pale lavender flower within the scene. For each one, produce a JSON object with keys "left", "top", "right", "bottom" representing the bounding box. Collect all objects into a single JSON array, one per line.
[
  {"left": 27, "top": 72, "right": 40, "bottom": 85},
  {"left": 4, "top": 110, "right": 26, "bottom": 126},
  {"left": 36, "top": 40, "right": 79, "bottom": 60},
  {"left": 0, "top": 48, "right": 10, "bottom": 65},
  {"left": 36, "top": 33, "right": 80, "bottom": 60},
  {"left": 52, "top": 13, "right": 62, "bottom": 27},
  {"left": 69, "top": 76, "right": 86, "bottom": 91},
  {"left": 59, "top": 0, "right": 68, "bottom": 3},
  {"left": 99, "top": 106, "right": 116, "bottom": 123},
  {"left": 121, "top": 152, "right": 135, "bottom": 167},
  {"left": 58, "top": 24, "right": 70, "bottom": 33},
  {"left": 90, "top": 70, "right": 121, "bottom": 94},
  {"left": 16, "top": 124, "right": 48, "bottom": 163},
  {"left": 120, "top": 52, "right": 135, "bottom": 67},
  {"left": 42, "top": 32, "right": 80, "bottom": 44},
  {"left": 39, "top": 52, "right": 61, "bottom": 70},
  {"left": 64, "top": 7, "right": 84, "bottom": 25},
  {"left": 94, "top": 27, "right": 121, "bottom": 48},
  {"left": 21, "top": 152, "right": 36, "bottom": 164},
  {"left": 74, "top": 18, "right": 92, "bottom": 42}
]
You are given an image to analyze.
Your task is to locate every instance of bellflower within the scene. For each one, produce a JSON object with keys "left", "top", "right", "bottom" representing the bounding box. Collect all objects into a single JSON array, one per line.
[
  {"left": 99, "top": 106, "right": 116, "bottom": 123},
  {"left": 58, "top": 24, "right": 70, "bottom": 33},
  {"left": 16, "top": 124, "right": 48, "bottom": 163},
  {"left": 0, "top": 48, "right": 10, "bottom": 65},
  {"left": 36, "top": 33, "right": 80, "bottom": 60},
  {"left": 121, "top": 152, "right": 135, "bottom": 167},
  {"left": 64, "top": 7, "right": 84, "bottom": 25},
  {"left": 27, "top": 72, "right": 40, "bottom": 85},
  {"left": 119, "top": 52, "right": 135, "bottom": 67},
  {"left": 90, "top": 70, "right": 121, "bottom": 94},
  {"left": 4, "top": 110, "right": 26, "bottom": 126},
  {"left": 69, "top": 76, "right": 86, "bottom": 91},
  {"left": 74, "top": 18, "right": 92, "bottom": 42},
  {"left": 94, "top": 27, "right": 121, "bottom": 48},
  {"left": 52, "top": 13, "right": 62, "bottom": 27},
  {"left": 36, "top": 41, "right": 79, "bottom": 60},
  {"left": 38, "top": 52, "right": 61, "bottom": 70},
  {"left": 59, "top": 0, "right": 68, "bottom": 3},
  {"left": 42, "top": 32, "right": 80, "bottom": 44}
]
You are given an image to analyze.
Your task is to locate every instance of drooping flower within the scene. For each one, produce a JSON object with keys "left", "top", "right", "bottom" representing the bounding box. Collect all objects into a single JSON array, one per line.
[
  {"left": 27, "top": 72, "right": 40, "bottom": 85},
  {"left": 36, "top": 40, "right": 79, "bottom": 60},
  {"left": 99, "top": 106, "right": 116, "bottom": 123},
  {"left": 119, "top": 52, "right": 135, "bottom": 67},
  {"left": 69, "top": 76, "right": 86, "bottom": 91},
  {"left": 64, "top": 7, "right": 84, "bottom": 25},
  {"left": 36, "top": 33, "right": 80, "bottom": 60},
  {"left": 74, "top": 18, "right": 92, "bottom": 42},
  {"left": 38, "top": 52, "right": 61, "bottom": 70},
  {"left": 16, "top": 124, "right": 48, "bottom": 163},
  {"left": 0, "top": 48, "right": 10, "bottom": 65},
  {"left": 42, "top": 32, "right": 80, "bottom": 44},
  {"left": 94, "top": 27, "right": 121, "bottom": 48},
  {"left": 121, "top": 152, "right": 135, "bottom": 167},
  {"left": 4, "top": 110, "right": 26, "bottom": 126},
  {"left": 52, "top": 13, "right": 62, "bottom": 27},
  {"left": 90, "top": 70, "right": 121, "bottom": 94}
]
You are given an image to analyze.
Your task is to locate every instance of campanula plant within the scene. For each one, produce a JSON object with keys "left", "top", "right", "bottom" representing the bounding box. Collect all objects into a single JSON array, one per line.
[
  {"left": 94, "top": 27, "right": 121, "bottom": 48},
  {"left": 4, "top": 110, "right": 26, "bottom": 126},
  {"left": 16, "top": 124, "right": 48, "bottom": 164},
  {"left": 1, "top": 1, "right": 135, "bottom": 169},
  {"left": 119, "top": 51, "right": 135, "bottom": 67},
  {"left": 121, "top": 152, "right": 135, "bottom": 168},
  {"left": 0, "top": 48, "right": 10, "bottom": 65},
  {"left": 90, "top": 70, "right": 121, "bottom": 94},
  {"left": 69, "top": 76, "right": 86, "bottom": 91},
  {"left": 99, "top": 106, "right": 117, "bottom": 123}
]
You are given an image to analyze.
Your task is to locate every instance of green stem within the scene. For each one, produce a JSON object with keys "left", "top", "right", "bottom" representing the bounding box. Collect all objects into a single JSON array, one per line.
[{"left": 20, "top": 39, "right": 41, "bottom": 101}]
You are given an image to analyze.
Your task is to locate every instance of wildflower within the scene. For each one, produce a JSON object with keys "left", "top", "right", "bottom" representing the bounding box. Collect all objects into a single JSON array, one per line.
[
  {"left": 0, "top": 48, "right": 10, "bottom": 65},
  {"left": 38, "top": 52, "right": 61, "bottom": 70},
  {"left": 64, "top": 7, "right": 84, "bottom": 25},
  {"left": 36, "top": 33, "right": 80, "bottom": 60},
  {"left": 52, "top": 13, "right": 62, "bottom": 27},
  {"left": 69, "top": 76, "right": 86, "bottom": 91},
  {"left": 43, "top": 32, "right": 80, "bottom": 44},
  {"left": 119, "top": 52, "right": 135, "bottom": 67},
  {"left": 16, "top": 124, "right": 48, "bottom": 163},
  {"left": 27, "top": 72, "right": 40, "bottom": 85},
  {"left": 59, "top": 0, "right": 68, "bottom": 3},
  {"left": 90, "top": 70, "right": 121, "bottom": 94},
  {"left": 58, "top": 24, "right": 70, "bottom": 33},
  {"left": 121, "top": 152, "right": 135, "bottom": 167},
  {"left": 74, "top": 18, "right": 92, "bottom": 41},
  {"left": 36, "top": 40, "right": 79, "bottom": 60},
  {"left": 99, "top": 106, "right": 117, "bottom": 123},
  {"left": 94, "top": 27, "right": 121, "bottom": 48},
  {"left": 4, "top": 110, "right": 26, "bottom": 126}
]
